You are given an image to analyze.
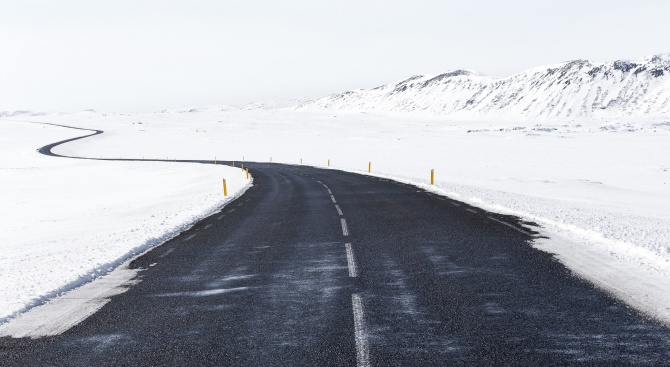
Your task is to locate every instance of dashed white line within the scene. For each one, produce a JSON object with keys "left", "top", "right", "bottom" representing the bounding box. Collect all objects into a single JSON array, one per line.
[
  {"left": 341, "top": 218, "right": 349, "bottom": 236},
  {"left": 202, "top": 223, "right": 212, "bottom": 230},
  {"left": 345, "top": 243, "right": 358, "bottom": 277},
  {"left": 450, "top": 202, "right": 460, "bottom": 207},
  {"left": 184, "top": 234, "right": 196, "bottom": 242},
  {"left": 487, "top": 216, "right": 533, "bottom": 236},
  {"left": 327, "top": 189, "right": 332, "bottom": 194},
  {"left": 217, "top": 215, "right": 225, "bottom": 220},
  {"left": 330, "top": 195, "right": 337, "bottom": 203},
  {"left": 466, "top": 208, "right": 477, "bottom": 214},
  {"left": 159, "top": 248, "right": 175, "bottom": 258},
  {"left": 352, "top": 294, "right": 371, "bottom": 367},
  {"left": 335, "top": 205, "right": 343, "bottom": 216},
  {"left": 229, "top": 208, "right": 236, "bottom": 212}
]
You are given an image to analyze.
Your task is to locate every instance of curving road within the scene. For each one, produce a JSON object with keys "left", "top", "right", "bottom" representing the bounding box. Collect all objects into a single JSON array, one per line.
[{"left": 1, "top": 124, "right": 670, "bottom": 366}]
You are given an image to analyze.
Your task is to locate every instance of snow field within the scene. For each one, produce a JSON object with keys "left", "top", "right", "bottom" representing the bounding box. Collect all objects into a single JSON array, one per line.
[{"left": 0, "top": 119, "right": 251, "bottom": 321}]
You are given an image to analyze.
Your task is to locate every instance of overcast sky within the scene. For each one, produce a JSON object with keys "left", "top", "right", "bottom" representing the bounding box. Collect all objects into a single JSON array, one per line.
[{"left": 1, "top": 0, "right": 669, "bottom": 113}]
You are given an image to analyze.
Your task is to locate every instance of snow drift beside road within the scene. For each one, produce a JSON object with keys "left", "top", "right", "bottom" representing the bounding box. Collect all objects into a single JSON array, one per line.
[{"left": 0, "top": 119, "right": 250, "bottom": 322}]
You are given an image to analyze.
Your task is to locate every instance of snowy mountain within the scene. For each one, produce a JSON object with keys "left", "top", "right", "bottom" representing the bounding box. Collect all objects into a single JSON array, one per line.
[{"left": 296, "top": 54, "right": 670, "bottom": 120}]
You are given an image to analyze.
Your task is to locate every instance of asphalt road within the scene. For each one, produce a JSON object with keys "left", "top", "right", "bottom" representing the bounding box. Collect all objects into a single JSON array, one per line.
[{"left": 2, "top": 125, "right": 670, "bottom": 366}]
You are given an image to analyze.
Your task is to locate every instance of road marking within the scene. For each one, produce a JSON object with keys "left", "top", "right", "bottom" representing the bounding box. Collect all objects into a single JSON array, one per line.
[
  {"left": 487, "top": 216, "right": 533, "bottom": 236},
  {"left": 335, "top": 204, "right": 343, "bottom": 216},
  {"left": 345, "top": 243, "right": 358, "bottom": 277},
  {"left": 159, "top": 248, "right": 175, "bottom": 258},
  {"left": 184, "top": 234, "right": 196, "bottom": 242},
  {"left": 352, "top": 294, "right": 371, "bottom": 367},
  {"left": 237, "top": 203, "right": 243, "bottom": 207},
  {"left": 327, "top": 189, "right": 332, "bottom": 194},
  {"left": 202, "top": 223, "right": 212, "bottom": 230},
  {"left": 229, "top": 208, "right": 236, "bottom": 212},
  {"left": 466, "top": 208, "right": 477, "bottom": 214},
  {"left": 330, "top": 195, "right": 337, "bottom": 203},
  {"left": 451, "top": 202, "right": 460, "bottom": 206},
  {"left": 217, "top": 215, "right": 225, "bottom": 220},
  {"left": 341, "top": 218, "right": 349, "bottom": 236}
]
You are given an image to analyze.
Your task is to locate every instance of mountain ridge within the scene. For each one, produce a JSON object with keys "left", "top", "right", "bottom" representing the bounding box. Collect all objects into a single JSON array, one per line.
[{"left": 295, "top": 53, "right": 670, "bottom": 120}]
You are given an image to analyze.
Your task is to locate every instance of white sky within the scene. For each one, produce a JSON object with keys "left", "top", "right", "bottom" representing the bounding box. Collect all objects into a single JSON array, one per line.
[{"left": 1, "top": 0, "right": 669, "bottom": 113}]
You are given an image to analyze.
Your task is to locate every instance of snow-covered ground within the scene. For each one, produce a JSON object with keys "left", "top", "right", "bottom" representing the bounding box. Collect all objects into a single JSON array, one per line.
[
  {"left": 0, "top": 118, "right": 250, "bottom": 322},
  {"left": 1, "top": 108, "right": 669, "bottom": 326}
]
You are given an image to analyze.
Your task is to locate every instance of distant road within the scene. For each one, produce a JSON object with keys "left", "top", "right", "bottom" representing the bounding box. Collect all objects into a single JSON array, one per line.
[{"left": 2, "top": 123, "right": 670, "bottom": 366}]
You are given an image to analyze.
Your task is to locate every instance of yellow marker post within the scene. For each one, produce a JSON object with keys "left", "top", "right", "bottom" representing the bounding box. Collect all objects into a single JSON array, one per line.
[
  {"left": 368, "top": 162, "right": 371, "bottom": 173},
  {"left": 245, "top": 168, "right": 249, "bottom": 179},
  {"left": 328, "top": 159, "right": 330, "bottom": 167},
  {"left": 223, "top": 179, "right": 228, "bottom": 196},
  {"left": 431, "top": 169, "right": 435, "bottom": 185},
  {"left": 232, "top": 161, "right": 235, "bottom": 167},
  {"left": 241, "top": 163, "right": 244, "bottom": 170}
]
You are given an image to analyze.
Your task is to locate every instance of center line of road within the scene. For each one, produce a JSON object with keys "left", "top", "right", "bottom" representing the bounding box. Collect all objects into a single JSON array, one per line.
[
  {"left": 184, "top": 234, "right": 196, "bottom": 242},
  {"left": 327, "top": 189, "right": 332, "bottom": 194},
  {"left": 352, "top": 294, "right": 371, "bottom": 367},
  {"left": 341, "top": 218, "right": 349, "bottom": 236},
  {"left": 335, "top": 204, "right": 343, "bottom": 216},
  {"left": 202, "top": 224, "right": 212, "bottom": 230},
  {"left": 330, "top": 195, "right": 337, "bottom": 203},
  {"left": 466, "top": 208, "right": 477, "bottom": 213},
  {"left": 217, "top": 215, "right": 224, "bottom": 220},
  {"left": 345, "top": 243, "right": 358, "bottom": 277}
]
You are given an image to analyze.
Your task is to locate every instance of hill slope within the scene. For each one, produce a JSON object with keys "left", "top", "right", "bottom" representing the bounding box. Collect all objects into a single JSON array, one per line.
[{"left": 297, "top": 54, "right": 670, "bottom": 120}]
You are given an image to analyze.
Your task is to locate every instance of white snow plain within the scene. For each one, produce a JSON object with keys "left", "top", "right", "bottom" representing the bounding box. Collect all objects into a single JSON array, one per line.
[
  {"left": 1, "top": 108, "right": 669, "bottom": 326},
  {"left": 0, "top": 118, "right": 251, "bottom": 322}
]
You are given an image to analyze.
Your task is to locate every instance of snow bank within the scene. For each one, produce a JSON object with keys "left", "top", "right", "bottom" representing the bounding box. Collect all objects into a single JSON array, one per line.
[{"left": 0, "top": 119, "right": 251, "bottom": 322}]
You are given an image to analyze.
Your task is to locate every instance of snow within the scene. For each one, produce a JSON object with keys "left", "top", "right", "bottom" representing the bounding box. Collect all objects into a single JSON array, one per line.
[
  {"left": 0, "top": 119, "right": 251, "bottom": 322},
  {"left": 1, "top": 102, "right": 670, "bottom": 326},
  {"left": 296, "top": 53, "right": 670, "bottom": 121}
]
